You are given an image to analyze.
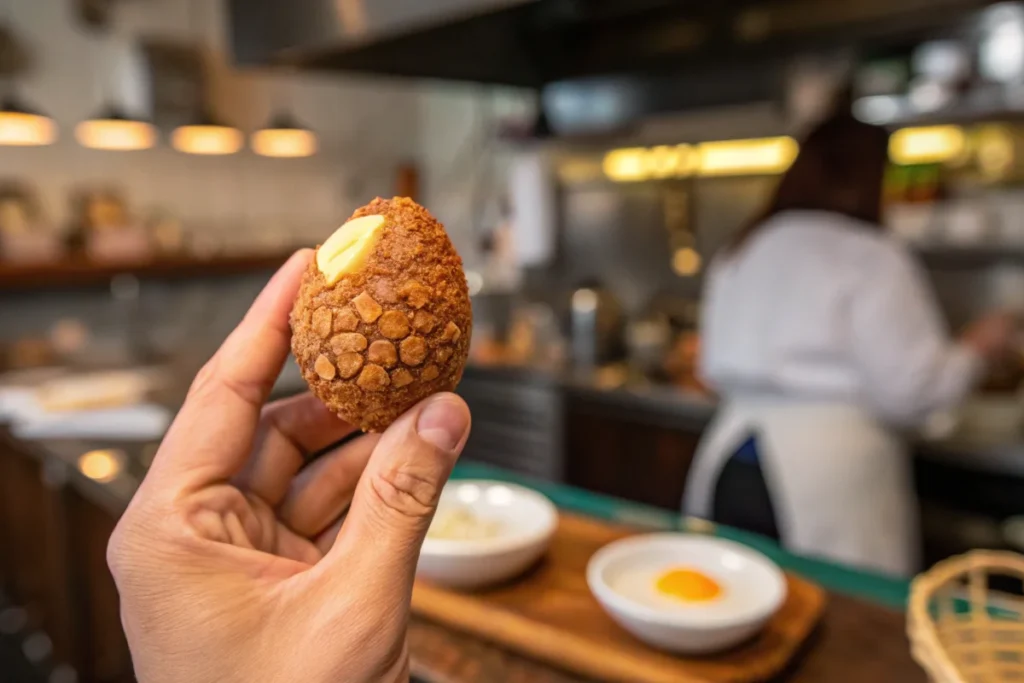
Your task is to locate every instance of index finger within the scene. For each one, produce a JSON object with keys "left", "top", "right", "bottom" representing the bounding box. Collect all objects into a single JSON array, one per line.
[{"left": 147, "top": 249, "right": 314, "bottom": 493}]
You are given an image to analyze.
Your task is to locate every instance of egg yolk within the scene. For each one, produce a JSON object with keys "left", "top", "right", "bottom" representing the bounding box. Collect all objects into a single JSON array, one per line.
[{"left": 655, "top": 567, "right": 723, "bottom": 602}]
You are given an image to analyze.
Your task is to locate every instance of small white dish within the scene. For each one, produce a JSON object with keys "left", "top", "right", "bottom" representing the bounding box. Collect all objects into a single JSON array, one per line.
[
  {"left": 587, "top": 533, "right": 787, "bottom": 654},
  {"left": 418, "top": 480, "right": 558, "bottom": 589}
]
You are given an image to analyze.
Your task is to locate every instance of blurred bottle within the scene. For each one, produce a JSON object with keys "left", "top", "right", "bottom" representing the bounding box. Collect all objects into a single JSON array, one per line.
[{"left": 570, "top": 284, "right": 623, "bottom": 370}]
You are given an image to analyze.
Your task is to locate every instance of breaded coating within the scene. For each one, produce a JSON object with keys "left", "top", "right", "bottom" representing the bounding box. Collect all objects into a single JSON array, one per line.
[{"left": 290, "top": 197, "right": 472, "bottom": 432}]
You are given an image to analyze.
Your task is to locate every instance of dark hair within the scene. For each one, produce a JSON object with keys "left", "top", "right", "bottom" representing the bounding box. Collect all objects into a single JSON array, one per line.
[{"left": 730, "top": 114, "right": 890, "bottom": 251}]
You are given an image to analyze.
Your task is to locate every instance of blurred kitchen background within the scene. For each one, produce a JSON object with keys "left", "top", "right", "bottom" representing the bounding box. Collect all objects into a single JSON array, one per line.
[{"left": 4, "top": 1, "right": 1024, "bottom": 675}]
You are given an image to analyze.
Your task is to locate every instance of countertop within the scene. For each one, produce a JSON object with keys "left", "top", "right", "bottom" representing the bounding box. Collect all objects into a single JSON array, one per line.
[
  {"left": 463, "top": 363, "right": 1024, "bottom": 478},
  {"left": 4, "top": 431, "right": 910, "bottom": 608}
]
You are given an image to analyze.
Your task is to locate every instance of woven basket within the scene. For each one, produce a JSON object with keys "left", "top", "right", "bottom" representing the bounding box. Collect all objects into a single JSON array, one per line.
[{"left": 908, "top": 550, "right": 1024, "bottom": 683}]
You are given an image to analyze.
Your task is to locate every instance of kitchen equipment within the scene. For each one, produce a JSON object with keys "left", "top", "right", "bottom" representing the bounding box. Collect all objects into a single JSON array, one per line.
[
  {"left": 922, "top": 384, "right": 1024, "bottom": 445},
  {"left": 570, "top": 284, "right": 624, "bottom": 369},
  {"left": 587, "top": 534, "right": 787, "bottom": 655},
  {"left": 418, "top": 480, "right": 558, "bottom": 589},
  {"left": 941, "top": 200, "right": 994, "bottom": 245},
  {"left": 34, "top": 370, "right": 156, "bottom": 412},
  {"left": 626, "top": 314, "right": 672, "bottom": 378},
  {"left": 506, "top": 302, "right": 563, "bottom": 368},
  {"left": 411, "top": 513, "right": 826, "bottom": 683},
  {"left": 909, "top": 550, "right": 1024, "bottom": 683},
  {"left": 457, "top": 369, "right": 564, "bottom": 481},
  {"left": 510, "top": 149, "right": 557, "bottom": 267}
]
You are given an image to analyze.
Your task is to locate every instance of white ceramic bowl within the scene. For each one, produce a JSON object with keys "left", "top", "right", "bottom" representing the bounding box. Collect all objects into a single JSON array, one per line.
[
  {"left": 587, "top": 533, "right": 787, "bottom": 654},
  {"left": 417, "top": 480, "right": 558, "bottom": 589}
]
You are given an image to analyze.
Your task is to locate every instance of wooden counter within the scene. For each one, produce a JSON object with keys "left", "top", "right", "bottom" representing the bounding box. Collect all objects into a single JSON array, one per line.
[{"left": 408, "top": 590, "right": 925, "bottom": 682}]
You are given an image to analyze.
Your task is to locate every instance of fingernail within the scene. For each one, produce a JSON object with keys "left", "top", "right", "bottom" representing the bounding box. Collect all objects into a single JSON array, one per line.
[{"left": 417, "top": 394, "right": 470, "bottom": 452}]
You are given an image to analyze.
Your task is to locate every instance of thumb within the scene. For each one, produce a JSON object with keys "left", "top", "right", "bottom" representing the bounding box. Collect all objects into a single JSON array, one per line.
[{"left": 323, "top": 393, "right": 470, "bottom": 592}]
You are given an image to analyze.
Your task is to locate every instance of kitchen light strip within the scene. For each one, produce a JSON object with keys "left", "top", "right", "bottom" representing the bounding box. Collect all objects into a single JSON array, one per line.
[
  {"left": 602, "top": 125, "right": 996, "bottom": 181},
  {"left": 603, "top": 137, "right": 798, "bottom": 181}
]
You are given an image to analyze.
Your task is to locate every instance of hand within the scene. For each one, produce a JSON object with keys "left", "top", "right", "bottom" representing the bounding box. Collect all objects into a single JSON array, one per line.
[
  {"left": 962, "top": 311, "right": 1018, "bottom": 360},
  {"left": 107, "top": 250, "right": 472, "bottom": 683}
]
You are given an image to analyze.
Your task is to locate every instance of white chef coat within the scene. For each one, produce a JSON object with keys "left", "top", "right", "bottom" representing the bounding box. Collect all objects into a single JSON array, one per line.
[{"left": 685, "top": 210, "right": 983, "bottom": 576}]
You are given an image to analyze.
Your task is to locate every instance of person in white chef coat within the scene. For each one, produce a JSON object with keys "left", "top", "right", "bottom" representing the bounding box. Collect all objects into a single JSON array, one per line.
[{"left": 685, "top": 113, "right": 1017, "bottom": 576}]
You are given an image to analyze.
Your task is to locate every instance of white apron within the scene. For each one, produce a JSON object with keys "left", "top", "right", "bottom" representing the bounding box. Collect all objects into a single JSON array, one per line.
[{"left": 683, "top": 398, "right": 919, "bottom": 577}]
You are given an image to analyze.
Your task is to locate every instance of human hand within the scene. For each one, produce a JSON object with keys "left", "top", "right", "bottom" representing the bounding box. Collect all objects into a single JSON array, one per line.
[
  {"left": 107, "top": 250, "right": 472, "bottom": 683},
  {"left": 962, "top": 311, "right": 1019, "bottom": 361}
]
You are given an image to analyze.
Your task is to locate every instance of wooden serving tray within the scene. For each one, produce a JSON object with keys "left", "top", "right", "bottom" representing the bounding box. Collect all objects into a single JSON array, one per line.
[{"left": 412, "top": 513, "right": 827, "bottom": 683}]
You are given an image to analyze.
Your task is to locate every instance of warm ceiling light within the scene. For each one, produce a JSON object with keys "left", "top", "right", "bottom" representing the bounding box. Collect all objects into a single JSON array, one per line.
[
  {"left": 646, "top": 145, "right": 695, "bottom": 178},
  {"left": 889, "top": 125, "right": 965, "bottom": 165},
  {"left": 172, "top": 124, "right": 243, "bottom": 155},
  {"left": 0, "top": 95, "right": 57, "bottom": 147},
  {"left": 603, "top": 147, "right": 648, "bottom": 181},
  {"left": 672, "top": 247, "right": 702, "bottom": 276},
  {"left": 172, "top": 111, "right": 243, "bottom": 155},
  {"left": 77, "top": 449, "right": 123, "bottom": 483},
  {"left": 697, "top": 136, "right": 798, "bottom": 176},
  {"left": 604, "top": 139, "right": 796, "bottom": 181},
  {"left": 251, "top": 114, "right": 317, "bottom": 158},
  {"left": 75, "top": 108, "right": 156, "bottom": 151},
  {"left": 603, "top": 145, "right": 695, "bottom": 181}
]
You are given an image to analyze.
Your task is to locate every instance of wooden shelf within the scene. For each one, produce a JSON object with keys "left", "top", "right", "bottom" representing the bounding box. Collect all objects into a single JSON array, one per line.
[{"left": 0, "top": 253, "right": 295, "bottom": 292}]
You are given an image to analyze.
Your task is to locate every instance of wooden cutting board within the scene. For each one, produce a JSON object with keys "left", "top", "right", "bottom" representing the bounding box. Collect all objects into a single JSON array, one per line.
[{"left": 412, "top": 513, "right": 826, "bottom": 683}]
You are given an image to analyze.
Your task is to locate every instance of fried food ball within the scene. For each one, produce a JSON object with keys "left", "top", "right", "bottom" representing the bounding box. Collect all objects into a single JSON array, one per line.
[{"left": 290, "top": 197, "right": 472, "bottom": 432}]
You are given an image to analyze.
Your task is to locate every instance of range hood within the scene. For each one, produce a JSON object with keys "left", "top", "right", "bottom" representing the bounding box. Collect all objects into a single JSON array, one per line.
[{"left": 229, "top": 0, "right": 994, "bottom": 87}]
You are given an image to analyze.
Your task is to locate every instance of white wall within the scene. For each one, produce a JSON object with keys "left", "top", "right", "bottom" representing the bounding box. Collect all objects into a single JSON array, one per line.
[
  {"left": 1, "top": 0, "right": 423, "bottom": 247},
  {"left": 0, "top": 0, "right": 538, "bottom": 351},
  {"left": 415, "top": 82, "right": 536, "bottom": 267}
]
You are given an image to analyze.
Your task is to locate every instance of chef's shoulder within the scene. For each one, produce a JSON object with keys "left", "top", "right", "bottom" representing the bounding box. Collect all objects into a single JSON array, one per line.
[{"left": 817, "top": 214, "right": 919, "bottom": 283}]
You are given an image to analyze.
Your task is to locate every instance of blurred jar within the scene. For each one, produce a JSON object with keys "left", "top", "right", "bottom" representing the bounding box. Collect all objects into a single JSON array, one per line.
[
  {"left": 508, "top": 303, "right": 563, "bottom": 369},
  {"left": 626, "top": 314, "right": 672, "bottom": 378},
  {"left": 663, "top": 331, "right": 707, "bottom": 394}
]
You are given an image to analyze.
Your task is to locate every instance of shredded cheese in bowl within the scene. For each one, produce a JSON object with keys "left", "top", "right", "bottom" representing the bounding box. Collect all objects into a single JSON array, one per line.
[{"left": 427, "top": 507, "right": 503, "bottom": 541}]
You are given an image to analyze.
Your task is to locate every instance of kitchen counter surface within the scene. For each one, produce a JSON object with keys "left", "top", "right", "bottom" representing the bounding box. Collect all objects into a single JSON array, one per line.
[{"left": 464, "top": 363, "right": 1024, "bottom": 478}]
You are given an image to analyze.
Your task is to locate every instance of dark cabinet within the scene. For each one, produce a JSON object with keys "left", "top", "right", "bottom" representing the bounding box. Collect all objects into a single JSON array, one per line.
[{"left": 564, "top": 397, "right": 701, "bottom": 511}]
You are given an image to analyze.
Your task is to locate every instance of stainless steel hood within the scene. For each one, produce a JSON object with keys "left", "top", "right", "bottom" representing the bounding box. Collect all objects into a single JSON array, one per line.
[
  {"left": 229, "top": 0, "right": 542, "bottom": 83},
  {"left": 229, "top": 0, "right": 995, "bottom": 88}
]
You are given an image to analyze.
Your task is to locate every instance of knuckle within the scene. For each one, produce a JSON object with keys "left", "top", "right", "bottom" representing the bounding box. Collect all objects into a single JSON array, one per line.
[
  {"left": 187, "top": 357, "right": 219, "bottom": 399},
  {"left": 188, "top": 354, "right": 267, "bottom": 409},
  {"left": 105, "top": 526, "right": 124, "bottom": 577},
  {"left": 369, "top": 465, "right": 439, "bottom": 519},
  {"left": 106, "top": 516, "right": 136, "bottom": 579}
]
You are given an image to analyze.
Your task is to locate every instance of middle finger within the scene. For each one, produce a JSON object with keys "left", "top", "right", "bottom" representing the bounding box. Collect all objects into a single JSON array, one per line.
[
  {"left": 235, "top": 392, "right": 356, "bottom": 505},
  {"left": 278, "top": 432, "right": 379, "bottom": 538}
]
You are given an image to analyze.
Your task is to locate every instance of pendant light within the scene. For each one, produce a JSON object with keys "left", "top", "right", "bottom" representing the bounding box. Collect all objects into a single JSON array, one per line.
[
  {"left": 251, "top": 112, "right": 317, "bottom": 158},
  {"left": 251, "top": 71, "right": 317, "bottom": 158},
  {"left": 0, "top": 0, "right": 56, "bottom": 146},
  {"left": 172, "top": 108, "right": 243, "bottom": 155},
  {"left": 75, "top": 29, "right": 155, "bottom": 151},
  {"left": 76, "top": 105, "right": 156, "bottom": 151},
  {"left": 0, "top": 92, "right": 57, "bottom": 146},
  {"left": 172, "top": 0, "right": 242, "bottom": 156}
]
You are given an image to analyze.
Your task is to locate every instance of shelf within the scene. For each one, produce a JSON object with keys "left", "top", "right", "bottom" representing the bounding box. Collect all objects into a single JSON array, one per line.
[
  {"left": 914, "top": 244, "right": 1024, "bottom": 268},
  {"left": 0, "top": 252, "right": 295, "bottom": 293}
]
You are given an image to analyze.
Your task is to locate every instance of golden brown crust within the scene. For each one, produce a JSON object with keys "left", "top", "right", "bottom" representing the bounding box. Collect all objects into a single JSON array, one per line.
[{"left": 290, "top": 197, "right": 472, "bottom": 432}]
